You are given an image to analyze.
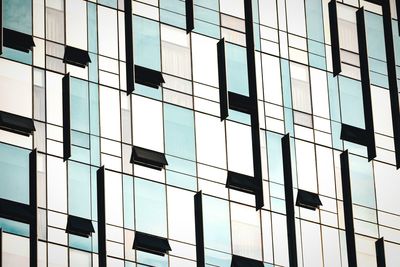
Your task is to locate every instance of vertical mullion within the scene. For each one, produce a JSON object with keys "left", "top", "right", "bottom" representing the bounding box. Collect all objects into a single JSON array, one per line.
[
  {"left": 356, "top": 7, "right": 376, "bottom": 161},
  {"left": 194, "top": 191, "right": 205, "bottom": 267},
  {"left": 281, "top": 134, "right": 298, "bottom": 267},
  {"left": 340, "top": 150, "right": 357, "bottom": 267}
]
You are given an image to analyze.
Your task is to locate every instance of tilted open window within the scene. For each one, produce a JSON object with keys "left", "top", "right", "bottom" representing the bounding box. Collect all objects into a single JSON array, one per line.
[
  {"left": 295, "top": 189, "right": 322, "bottom": 210},
  {"left": 2, "top": 28, "right": 35, "bottom": 53},
  {"left": 133, "top": 231, "right": 171, "bottom": 256},
  {"left": 63, "top": 46, "right": 91, "bottom": 68},
  {"left": 66, "top": 215, "right": 95, "bottom": 238},
  {"left": 0, "top": 110, "right": 35, "bottom": 136},
  {"left": 130, "top": 146, "right": 168, "bottom": 170},
  {"left": 134, "top": 65, "right": 165, "bottom": 89}
]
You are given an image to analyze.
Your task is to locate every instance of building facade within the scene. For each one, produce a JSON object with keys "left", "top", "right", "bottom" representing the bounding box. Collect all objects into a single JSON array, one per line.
[{"left": 0, "top": 0, "right": 400, "bottom": 266}]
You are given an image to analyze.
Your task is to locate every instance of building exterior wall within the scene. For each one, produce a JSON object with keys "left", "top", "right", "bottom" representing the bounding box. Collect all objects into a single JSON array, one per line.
[{"left": 0, "top": 0, "right": 399, "bottom": 266}]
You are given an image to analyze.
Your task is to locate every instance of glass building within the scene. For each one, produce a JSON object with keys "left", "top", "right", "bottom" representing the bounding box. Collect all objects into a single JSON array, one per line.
[{"left": 0, "top": 0, "right": 400, "bottom": 266}]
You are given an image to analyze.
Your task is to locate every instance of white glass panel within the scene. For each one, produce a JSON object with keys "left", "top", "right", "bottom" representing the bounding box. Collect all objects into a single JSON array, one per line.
[
  {"left": 66, "top": 0, "right": 87, "bottom": 50},
  {"left": 105, "top": 170, "right": 123, "bottom": 226},
  {"left": 192, "top": 34, "right": 218, "bottom": 87},
  {"left": 3, "top": 233, "right": 29, "bottom": 267},
  {"left": 231, "top": 203, "right": 262, "bottom": 260},
  {"left": 100, "top": 86, "right": 121, "bottom": 141},
  {"left": 98, "top": 6, "right": 118, "bottom": 58},
  {"left": 132, "top": 95, "right": 164, "bottom": 152},
  {"left": 0, "top": 60, "right": 32, "bottom": 117},
  {"left": 195, "top": 112, "right": 226, "bottom": 169}
]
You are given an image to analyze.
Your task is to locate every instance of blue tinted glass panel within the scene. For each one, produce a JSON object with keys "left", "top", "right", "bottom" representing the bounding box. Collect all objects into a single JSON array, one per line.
[
  {"left": 205, "top": 249, "right": 231, "bottom": 267},
  {"left": 338, "top": 77, "right": 365, "bottom": 128},
  {"left": 88, "top": 3, "right": 98, "bottom": 54},
  {"left": 137, "top": 251, "right": 168, "bottom": 267},
  {"left": 71, "top": 78, "right": 90, "bottom": 133},
  {"left": 69, "top": 234, "right": 92, "bottom": 252},
  {"left": 203, "top": 196, "right": 231, "bottom": 253},
  {"left": 0, "top": 143, "right": 29, "bottom": 204},
  {"left": 305, "top": 0, "right": 324, "bottom": 42},
  {"left": 135, "top": 178, "right": 167, "bottom": 237},
  {"left": 226, "top": 43, "right": 249, "bottom": 96},
  {"left": 1, "top": 47, "right": 32, "bottom": 64},
  {"left": 98, "top": 0, "right": 117, "bottom": 8},
  {"left": 134, "top": 16, "right": 161, "bottom": 70},
  {"left": 164, "top": 104, "right": 196, "bottom": 161},
  {"left": 0, "top": 218, "right": 29, "bottom": 237},
  {"left": 4, "top": 0, "right": 32, "bottom": 34},
  {"left": 68, "top": 161, "right": 91, "bottom": 219}
]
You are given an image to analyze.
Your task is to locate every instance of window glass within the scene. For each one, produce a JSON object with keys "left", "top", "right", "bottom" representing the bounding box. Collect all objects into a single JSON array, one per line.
[
  {"left": 286, "top": 0, "right": 306, "bottom": 37},
  {"left": 338, "top": 77, "right": 365, "bottom": 128},
  {"left": 0, "top": 60, "right": 32, "bottom": 118},
  {"left": 0, "top": 143, "right": 30, "bottom": 204},
  {"left": 105, "top": 170, "right": 123, "bottom": 226},
  {"left": 161, "top": 25, "right": 191, "bottom": 79},
  {"left": 71, "top": 78, "right": 90, "bottom": 133},
  {"left": 164, "top": 104, "right": 196, "bottom": 161},
  {"left": 160, "top": 0, "right": 186, "bottom": 31},
  {"left": 47, "top": 156, "right": 67, "bottom": 213},
  {"left": 135, "top": 178, "right": 167, "bottom": 237},
  {"left": 271, "top": 213, "right": 289, "bottom": 266},
  {"left": 349, "top": 154, "right": 376, "bottom": 209},
  {"left": 132, "top": 95, "right": 164, "bottom": 153},
  {"left": 134, "top": 16, "right": 161, "bottom": 70},
  {"left": 68, "top": 161, "right": 91, "bottom": 219},
  {"left": 301, "top": 221, "right": 323, "bottom": 266},
  {"left": 193, "top": 0, "right": 220, "bottom": 39},
  {"left": 66, "top": 0, "right": 87, "bottom": 50},
  {"left": 46, "top": 0, "right": 64, "bottom": 43},
  {"left": 374, "top": 162, "right": 400, "bottom": 215},
  {"left": 98, "top": 6, "right": 118, "bottom": 59},
  {"left": 321, "top": 226, "right": 341, "bottom": 267},
  {"left": 195, "top": 112, "right": 226, "bottom": 169},
  {"left": 262, "top": 54, "right": 282, "bottom": 106},
  {"left": 98, "top": 0, "right": 117, "bottom": 8},
  {"left": 266, "top": 131, "right": 284, "bottom": 184},
  {"left": 69, "top": 249, "right": 92, "bottom": 266},
  {"left": 291, "top": 62, "right": 311, "bottom": 114},
  {"left": 100, "top": 86, "right": 121, "bottom": 141},
  {"left": 295, "top": 139, "right": 317, "bottom": 192},
  {"left": 231, "top": 203, "right": 262, "bottom": 260},
  {"left": 4, "top": 0, "right": 32, "bottom": 34},
  {"left": 305, "top": 0, "right": 324, "bottom": 42},
  {"left": 123, "top": 175, "right": 135, "bottom": 229},
  {"left": 167, "top": 187, "right": 195, "bottom": 243},
  {"left": 203, "top": 195, "right": 231, "bottom": 253},
  {"left": 226, "top": 121, "right": 254, "bottom": 176},
  {"left": 2, "top": 233, "right": 29, "bottom": 267},
  {"left": 337, "top": 4, "right": 358, "bottom": 53},
  {"left": 220, "top": 0, "right": 244, "bottom": 18},
  {"left": 226, "top": 42, "right": 249, "bottom": 96},
  {"left": 192, "top": 34, "right": 219, "bottom": 87}
]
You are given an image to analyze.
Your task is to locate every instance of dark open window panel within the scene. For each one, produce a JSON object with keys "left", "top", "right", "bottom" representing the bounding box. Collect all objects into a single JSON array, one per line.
[
  {"left": 66, "top": 215, "right": 95, "bottom": 238},
  {"left": 2, "top": 28, "right": 35, "bottom": 53},
  {"left": 0, "top": 110, "right": 35, "bottom": 136},
  {"left": 231, "top": 255, "right": 264, "bottom": 267},
  {"left": 130, "top": 146, "right": 168, "bottom": 170},
  {"left": 134, "top": 65, "right": 165, "bottom": 89},
  {"left": 226, "top": 171, "right": 256, "bottom": 194},
  {"left": 133, "top": 231, "right": 171, "bottom": 256},
  {"left": 63, "top": 46, "right": 91, "bottom": 68},
  {"left": 295, "top": 189, "right": 322, "bottom": 210}
]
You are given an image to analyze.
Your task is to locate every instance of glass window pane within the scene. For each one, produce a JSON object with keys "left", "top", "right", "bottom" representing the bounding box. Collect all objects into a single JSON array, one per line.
[
  {"left": 167, "top": 187, "right": 195, "bottom": 243},
  {"left": 71, "top": 78, "right": 90, "bottom": 133},
  {"left": 203, "top": 195, "right": 231, "bottom": 253},
  {"left": 226, "top": 43, "right": 249, "bottom": 96},
  {"left": 100, "top": 86, "right": 121, "bottom": 141},
  {"left": 195, "top": 112, "right": 227, "bottom": 169},
  {"left": 98, "top": 6, "right": 118, "bottom": 58},
  {"left": 226, "top": 121, "right": 254, "bottom": 176},
  {"left": 339, "top": 76, "right": 365, "bottom": 128},
  {"left": 105, "top": 170, "right": 123, "bottom": 226},
  {"left": 192, "top": 34, "right": 219, "bottom": 87},
  {"left": 0, "top": 143, "right": 30, "bottom": 204},
  {"left": 164, "top": 104, "right": 196, "bottom": 161},
  {"left": 68, "top": 161, "right": 91, "bottom": 219},
  {"left": 2, "top": 233, "right": 29, "bottom": 267},
  {"left": 231, "top": 203, "right": 262, "bottom": 260},
  {"left": 266, "top": 131, "right": 284, "bottom": 184},
  {"left": 4, "top": 0, "right": 32, "bottom": 34},
  {"left": 0, "top": 60, "right": 32, "bottom": 118},
  {"left": 65, "top": 0, "right": 87, "bottom": 50},
  {"left": 135, "top": 178, "right": 167, "bottom": 237},
  {"left": 349, "top": 154, "right": 376, "bottom": 209},
  {"left": 134, "top": 16, "right": 161, "bottom": 70}
]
